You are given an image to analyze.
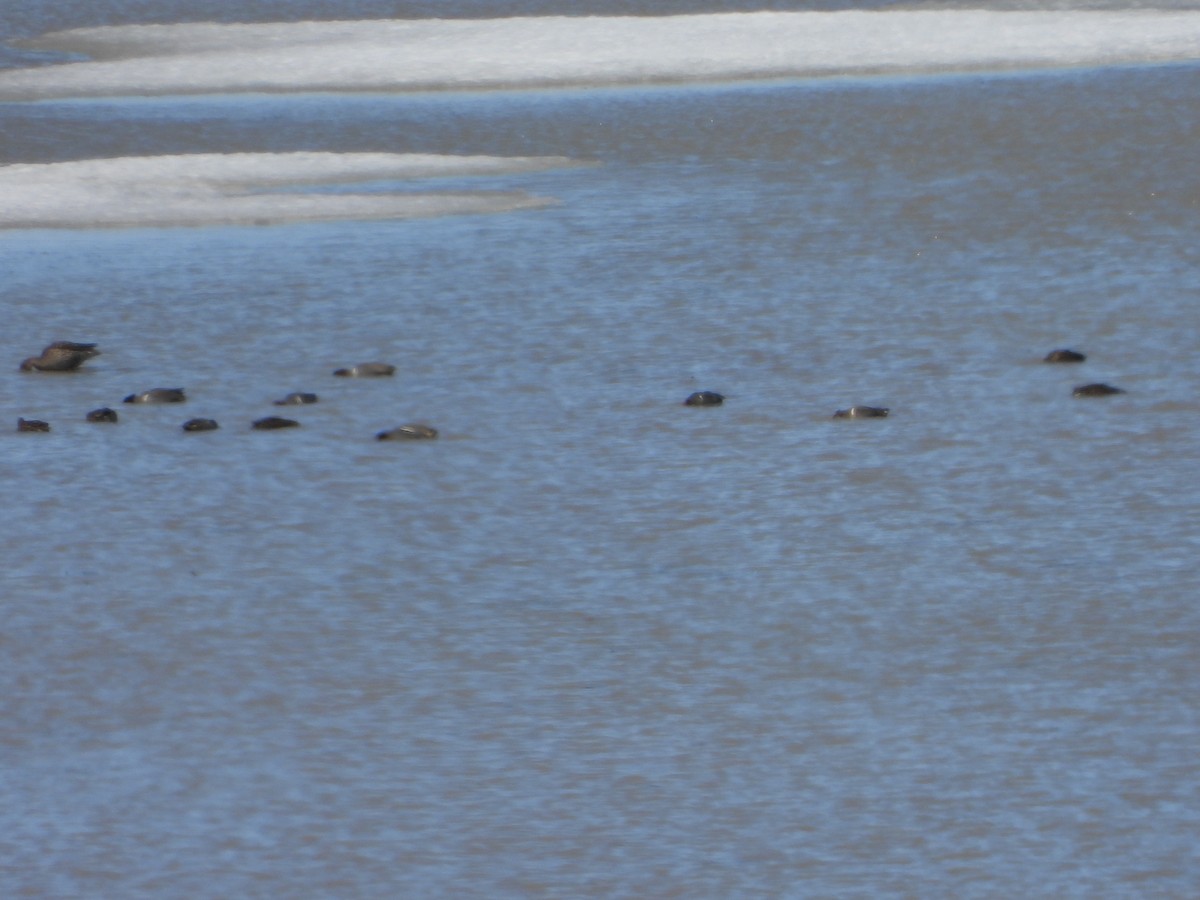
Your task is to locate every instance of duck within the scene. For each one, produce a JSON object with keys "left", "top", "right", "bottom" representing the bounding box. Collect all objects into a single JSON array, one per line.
[
  {"left": 182, "top": 418, "right": 219, "bottom": 432},
  {"left": 86, "top": 407, "right": 119, "bottom": 423},
  {"left": 19, "top": 341, "right": 100, "bottom": 372},
  {"left": 273, "top": 392, "right": 319, "bottom": 405},
  {"left": 252, "top": 416, "right": 300, "bottom": 430},
  {"left": 1072, "top": 383, "right": 1124, "bottom": 397},
  {"left": 124, "top": 388, "right": 186, "bottom": 404},
  {"left": 683, "top": 391, "right": 725, "bottom": 406},
  {"left": 17, "top": 418, "right": 50, "bottom": 432},
  {"left": 1044, "top": 349, "right": 1087, "bottom": 363},
  {"left": 376, "top": 424, "right": 438, "bottom": 440},
  {"left": 333, "top": 363, "right": 395, "bottom": 377},
  {"left": 833, "top": 406, "right": 890, "bottom": 419}
]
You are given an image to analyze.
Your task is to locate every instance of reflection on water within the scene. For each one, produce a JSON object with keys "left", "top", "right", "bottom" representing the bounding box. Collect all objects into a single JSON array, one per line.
[{"left": 2, "top": 50, "right": 1199, "bottom": 899}]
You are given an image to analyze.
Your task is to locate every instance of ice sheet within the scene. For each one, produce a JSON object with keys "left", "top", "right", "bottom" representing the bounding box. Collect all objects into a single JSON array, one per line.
[
  {"left": 1, "top": 11, "right": 1199, "bottom": 101},
  {"left": 0, "top": 152, "right": 575, "bottom": 229}
]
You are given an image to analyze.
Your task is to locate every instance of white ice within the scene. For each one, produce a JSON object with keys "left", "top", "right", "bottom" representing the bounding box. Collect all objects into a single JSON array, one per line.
[
  {"left": 0, "top": 152, "right": 577, "bottom": 229},
  {"left": 2, "top": 11, "right": 1199, "bottom": 101}
]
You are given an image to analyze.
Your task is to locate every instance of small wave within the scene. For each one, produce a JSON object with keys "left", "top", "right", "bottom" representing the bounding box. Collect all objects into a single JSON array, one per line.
[
  {"left": 0, "top": 151, "right": 575, "bottom": 229},
  {"left": 2, "top": 11, "right": 1199, "bottom": 101}
]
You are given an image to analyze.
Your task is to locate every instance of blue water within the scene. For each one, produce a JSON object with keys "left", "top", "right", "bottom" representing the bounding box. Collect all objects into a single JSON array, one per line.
[{"left": 2, "top": 2, "right": 1200, "bottom": 897}]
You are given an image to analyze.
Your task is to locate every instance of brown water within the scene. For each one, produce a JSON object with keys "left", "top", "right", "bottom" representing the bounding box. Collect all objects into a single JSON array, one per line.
[{"left": 2, "top": 12, "right": 1200, "bottom": 896}]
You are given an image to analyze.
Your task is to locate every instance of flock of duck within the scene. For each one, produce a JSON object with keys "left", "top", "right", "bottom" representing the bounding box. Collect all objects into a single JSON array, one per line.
[
  {"left": 681, "top": 347, "right": 1121, "bottom": 417},
  {"left": 16, "top": 340, "right": 1123, "bottom": 435},
  {"left": 15, "top": 341, "right": 437, "bottom": 439}
]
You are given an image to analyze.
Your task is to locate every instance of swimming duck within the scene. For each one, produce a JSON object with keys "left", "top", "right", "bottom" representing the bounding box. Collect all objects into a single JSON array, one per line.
[
  {"left": 273, "top": 392, "right": 319, "bottom": 405},
  {"left": 333, "top": 363, "right": 395, "bottom": 377},
  {"left": 124, "top": 388, "right": 186, "bottom": 404},
  {"left": 252, "top": 416, "right": 300, "bottom": 430},
  {"left": 376, "top": 424, "right": 439, "bottom": 440},
  {"left": 182, "top": 418, "right": 219, "bottom": 432},
  {"left": 684, "top": 391, "right": 725, "bottom": 406},
  {"left": 19, "top": 341, "right": 100, "bottom": 372},
  {"left": 1073, "top": 383, "right": 1124, "bottom": 397},
  {"left": 1044, "top": 349, "right": 1087, "bottom": 363},
  {"left": 833, "top": 406, "right": 890, "bottom": 419},
  {"left": 17, "top": 418, "right": 50, "bottom": 432}
]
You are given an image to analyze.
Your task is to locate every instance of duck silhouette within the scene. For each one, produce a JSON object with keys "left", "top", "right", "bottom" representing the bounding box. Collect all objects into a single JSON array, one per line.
[
  {"left": 833, "top": 406, "right": 890, "bottom": 419},
  {"left": 333, "top": 363, "right": 394, "bottom": 377},
  {"left": 684, "top": 391, "right": 724, "bottom": 406},
  {"left": 377, "top": 424, "right": 438, "bottom": 440},
  {"left": 273, "top": 392, "right": 319, "bottom": 405},
  {"left": 1044, "top": 349, "right": 1087, "bottom": 363},
  {"left": 19, "top": 341, "right": 100, "bottom": 372},
  {"left": 253, "top": 416, "right": 300, "bottom": 430},
  {"left": 124, "top": 388, "right": 186, "bottom": 404},
  {"left": 86, "top": 408, "right": 119, "bottom": 423},
  {"left": 1073, "top": 383, "right": 1124, "bottom": 397},
  {"left": 182, "top": 418, "right": 219, "bottom": 432}
]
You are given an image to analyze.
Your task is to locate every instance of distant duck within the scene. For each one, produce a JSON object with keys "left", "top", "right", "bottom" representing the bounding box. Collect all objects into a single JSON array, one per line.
[
  {"left": 684, "top": 391, "right": 725, "bottom": 406},
  {"left": 833, "top": 406, "right": 890, "bottom": 419},
  {"left": 182, "top": 418, "right": 219, "bottom": 432},
  {"left": 1044, "top": 349, "right": 1087, "bottom": 363},
  {"left": 124, "top": 388, "right": 186, "bottom": 404},
  {"left": 1073, "top": 383, "right": 1125, "bottom": 397},
  {"left": 377, "top": 423, "right": 438, "bottom": 440},
  {"left": 19, "top": 340, "right": 100, "bottom": 372},
  {"left": 273, "top": 392, "right": 319, "bottom": 405},
  {"left": 252, "top": 416, "right": 300, "bottom": 430},
  {"left": 17, "top": 418, "right": 50, "bottom": 432},
  {"left": 86, "top": 407, "right": 118, "bottom": 423},
  {"left": 333, "top": 363, "right": 395, "bottom": 377}
]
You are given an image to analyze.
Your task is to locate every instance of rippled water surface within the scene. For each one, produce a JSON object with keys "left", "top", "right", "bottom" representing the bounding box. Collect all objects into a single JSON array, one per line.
[{"left": 2, "top": 2, "right": 1200, "bottom": 896}]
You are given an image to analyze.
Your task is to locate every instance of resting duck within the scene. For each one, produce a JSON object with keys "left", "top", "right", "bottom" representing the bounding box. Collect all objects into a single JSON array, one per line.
[
  {"left": 1073, "top": 383, "right": 1124, "bottom": 397},
  {"left": 182, "top": 418, "right": 219, "bottom": 432},
  {"left": 333, "top": 363, "right": 395, "bottom": 377},
  {"left": 86, "top": 408, "right": 119, "bottom": 423},
  {"left": 833, "top": 406, "right": 890, "bottom": 419},
  {"left": 684, "top": 391, "right": 725, "bottom": 406},
  {"left": 377, "top": 424, "right": 438, "bottom": 440},
  {"left": 17, "top": 418, "right": 50, "bottom": 432},
  {"left": 19, "top": 341, "right": 100, "bottom": 372},
  {"left": 1044, "top": 349, "right": 1087, "bottom": 363},
  {"left": 273, "top": 392, "right": 319, "bottom": 405},
  {"left": 252, "top": 416, "right": 300, "bottom": 430},
  {"left": 124, "top": 388, "right": 186, "bottom": 403}
]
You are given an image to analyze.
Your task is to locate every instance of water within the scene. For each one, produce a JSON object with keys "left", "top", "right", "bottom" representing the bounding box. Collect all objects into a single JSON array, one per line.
[{"left": 2, "top": 2, "right": 1199, "bottom": 897}]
